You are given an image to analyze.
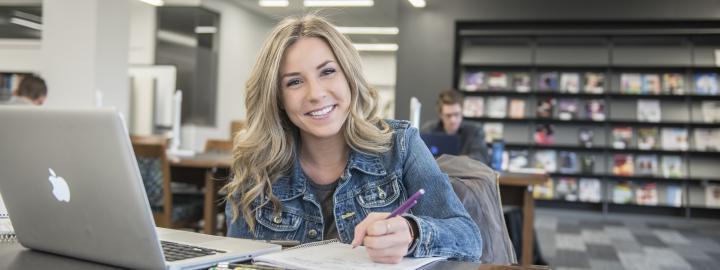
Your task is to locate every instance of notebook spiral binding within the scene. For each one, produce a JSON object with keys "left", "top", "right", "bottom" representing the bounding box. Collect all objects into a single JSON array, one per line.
[{"left": 285, "top": 238, "right": 340, "bottom": 251}]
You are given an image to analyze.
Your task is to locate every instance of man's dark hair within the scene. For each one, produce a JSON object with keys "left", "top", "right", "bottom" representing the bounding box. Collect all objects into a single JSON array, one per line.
[
  {"left": 436, "top": 89, "right": 464, "bottom": 113},
  {"left": 16, "top": 74, "right": 47, "bottom": 100}
]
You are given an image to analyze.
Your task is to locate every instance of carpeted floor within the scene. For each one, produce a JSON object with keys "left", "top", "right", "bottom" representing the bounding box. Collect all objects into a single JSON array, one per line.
[{"left": 534, "top": 209, "right": 720, "bottom": 270}]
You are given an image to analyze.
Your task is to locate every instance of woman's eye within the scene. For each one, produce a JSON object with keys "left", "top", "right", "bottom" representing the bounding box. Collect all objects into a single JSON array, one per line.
[
  {"left": 321, "top": 68, "right": 336, "bottom": 76},
  {"left": 286, "top": 78, "right": 301, "bottom": 87}
]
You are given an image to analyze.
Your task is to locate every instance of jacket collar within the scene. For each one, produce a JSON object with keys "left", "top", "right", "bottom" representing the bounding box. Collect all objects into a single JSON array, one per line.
[{"left": 272, "top": 148, "right": 387, "bottom": 201}]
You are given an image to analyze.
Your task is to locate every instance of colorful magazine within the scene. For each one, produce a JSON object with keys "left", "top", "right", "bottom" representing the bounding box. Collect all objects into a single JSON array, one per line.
[
  {"left": 533, "top": 178, "right": 555, "bottom": 200},
  {"left": 585, "top": 99, "right": 606, "bottom": 121},
  {"left": 512, "top": 72, "right": 531, "bottom": 92},
  {"left": 556, "top": 177, "right": 579, "bottom": 201},
  {"left": 636, "top": 183, "right": 658, "bottom": 206},
  {"left": 486, "top": 96, "right": 508, "bottom": 118},
  {"left": 661, "top": 156, "right": 683, "bottom": 178},
  {"left": 661, "top": 128, "right": 689, "bottom": 151},
  {"left": 613, "top": 154, "right": 634, "bottom": 176},
  {"left": 462, "top": 71, "right": 486, "bottom": 91},
  {"left": 487, "top": 72, "right": 509, "bottom": 90},
  {"left": 666, "top": 185, "right": 683, "bottom": 207},
  {"left": 701, "top": 101, "right": 720, "bottom": 123},
  {"left": 534, "top": 150, "right": 557, "bottom": 173},
  {"left": 706, "top": 185, "right": 720, "bottom": 208},
  {"left": 694, "top": 73, "right": 719, "bottom": 95},
  {"left": 612, "top": 127, "right": 633, "bottom": 149},
  {"left": 534, "top": 124, "right": 555, "bottom": 145},
  {"left": 642, "top": 74, "right": 661, "bottom": 95},
  {"left": 483, "top": 122, "right": 504, "bottom": 143},
  {"left": 557, "top": 99, "right": 579, "bottom": 120},
  {"left": 620, "top": 73, "right": 642, "bottom": 94},
  {"left": 560, "top": 72, "right": 580, "bottom": 93},
  {"left": 637, "top": 99, "right": 661, "bottom": 122},
  {"left": 635, "top": 155, "right": 658, "bottom": 176},
  {"left": 583, "top": 72, "right": 605, "bottom": 94},
  {"left": 693, "top": 128, "right": 720, "bottom": 151},
  {"left": 536, "top": 98, "right": 555, "bottom": 119},
  {"left": 662, "top": 73, "right": 685, "bottom": 95},
  {"left": 462, "top": 97, "right": 484, "bottom": 117},
  {"left": 537, "top": 72, "right": 559, "bottom": 91},
  {"left": 508, "top": 150, "right": 530, "bottom": 172},
  {"left": 579, "top": 178, "right": 602, "bottom": 203},
  {"left": 637, "top": 127, "right": 659, "bottom": 150},
  {"left": 558, "top": 151, "right": 579, "bottom": 174},
  {"left": 578, "top": 128, "right": 594, "bottom": 148},
  {"left": 612, "top": 182, "right": 634, "bottom": 204},
  {"left": 508, "top": 99, "right": 526, "bottom": 119},
  {"left": 580, "top": 155, "right": 595, "bottom": 174}
]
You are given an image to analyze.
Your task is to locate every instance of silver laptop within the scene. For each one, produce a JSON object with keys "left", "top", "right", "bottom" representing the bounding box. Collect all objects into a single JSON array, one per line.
[{"left": 0, "top": 107, "right": 280, "bottom": 270}]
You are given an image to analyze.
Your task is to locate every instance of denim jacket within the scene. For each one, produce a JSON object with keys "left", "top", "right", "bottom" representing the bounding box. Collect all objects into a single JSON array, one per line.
[{"left": 226, "top": 120, "right": 483, "bottom": 261}]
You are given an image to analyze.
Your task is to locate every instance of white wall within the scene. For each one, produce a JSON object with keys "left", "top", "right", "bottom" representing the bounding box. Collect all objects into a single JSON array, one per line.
[
  {"left": 0, "top": 40, "right": 41, "bottom": 73},
  {"left": 179, "top": 0, "right": 274, "bottom": 152},
  {"left": 359, "top": 51, "right": 396, "bottom": 119},
  {"left": 129, "top": 0, "right": 156, "bottom": 65}
]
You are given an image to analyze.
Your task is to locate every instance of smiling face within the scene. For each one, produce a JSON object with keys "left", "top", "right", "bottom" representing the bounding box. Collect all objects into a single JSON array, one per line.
[{"left": 279, "top": 37, "right": 352, "bottom": 141}]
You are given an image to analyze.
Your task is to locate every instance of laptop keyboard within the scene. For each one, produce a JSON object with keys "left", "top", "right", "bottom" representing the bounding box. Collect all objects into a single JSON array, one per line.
[{"left": 161, "top": 240, "right": 227, "bottom": 262}]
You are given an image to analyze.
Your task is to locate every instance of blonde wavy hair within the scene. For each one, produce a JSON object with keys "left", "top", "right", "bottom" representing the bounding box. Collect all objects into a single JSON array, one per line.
[{"left": 223, "top": 14, "right": 393, "bottom": 230}]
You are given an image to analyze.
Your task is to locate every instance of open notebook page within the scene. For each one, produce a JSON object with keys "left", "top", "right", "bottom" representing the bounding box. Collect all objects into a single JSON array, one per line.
[{"left": 254, "top": 241, "right": 444, "bottom": 270}]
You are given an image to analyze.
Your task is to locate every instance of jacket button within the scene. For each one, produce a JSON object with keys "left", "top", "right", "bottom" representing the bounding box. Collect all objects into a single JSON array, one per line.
[
  {"left": 273, "top": 215, "right": 282, "bottom": 224},
  {"left": 308, "top": 229, "right": 318, "bottom": 239}
]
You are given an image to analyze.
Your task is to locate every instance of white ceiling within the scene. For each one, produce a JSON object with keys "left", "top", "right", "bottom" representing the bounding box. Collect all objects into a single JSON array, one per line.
[{"left": 231, "top": 0, "right": 400, "bottom": 44}]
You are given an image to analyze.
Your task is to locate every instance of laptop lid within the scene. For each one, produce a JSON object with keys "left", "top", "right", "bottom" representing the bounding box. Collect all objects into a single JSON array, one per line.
[
  {"left": 420, "top": 133, "right": 461, "bottom": 157},
  {"left": 0, "top": 107, "right": 278, "bottom": 269}
]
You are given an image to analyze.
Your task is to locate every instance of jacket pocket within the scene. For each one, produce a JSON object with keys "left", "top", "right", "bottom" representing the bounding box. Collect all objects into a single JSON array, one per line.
[
  {"left": 255, "top": 205, "right": 303, "bottom": 232},
  {"left": 356, "top": 174, "right": 402, "bottom": 209}
]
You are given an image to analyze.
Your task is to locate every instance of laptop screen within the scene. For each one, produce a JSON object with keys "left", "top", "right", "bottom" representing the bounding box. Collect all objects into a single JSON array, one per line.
[{"left": 420, "top": 133, "right": 461, "bottom": 157}]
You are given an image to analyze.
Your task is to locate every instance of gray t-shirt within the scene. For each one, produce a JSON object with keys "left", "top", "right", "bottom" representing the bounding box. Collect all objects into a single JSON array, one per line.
[{"left": 308, "top": 180, "right": 339, "bottom": 240}]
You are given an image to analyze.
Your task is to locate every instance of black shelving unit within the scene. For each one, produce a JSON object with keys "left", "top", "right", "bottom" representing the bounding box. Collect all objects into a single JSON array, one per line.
[{"left": 454, "top": 21, "right": 720, "bottom": 218}]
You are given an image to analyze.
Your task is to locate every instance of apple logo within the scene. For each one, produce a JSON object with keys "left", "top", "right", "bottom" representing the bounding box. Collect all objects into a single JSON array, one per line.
[{"left": 48, "top": 168, "right": 70, "bottom": 202}]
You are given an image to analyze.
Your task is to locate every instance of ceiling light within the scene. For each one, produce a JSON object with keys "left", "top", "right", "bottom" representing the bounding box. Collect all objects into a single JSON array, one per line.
[
  {"left": 353, "top": 43, "right": 398, "bottom": 51},
  {"left": 138, "top": 0, "right": 164, "bottom": 6},
  {"left": 10, "top": 17, "right": 42, "bottom": 31},
  {"left": 336, "top": 26, "right": 398, "bottom": 35},
  {"left": 259, "top": 0, "right": 289, "bottom": 7},
  {"left": 408, "top": 0, "right": 426, "bottom": 8},
  {"left": 304, "top": 0, "right": 373, "bottom": 7},
  {"left": 158, "top": 30, "right": 197, "bottom": 47},
  {"left": 195, "top": 26, "right": 217, "bottom": 34}
]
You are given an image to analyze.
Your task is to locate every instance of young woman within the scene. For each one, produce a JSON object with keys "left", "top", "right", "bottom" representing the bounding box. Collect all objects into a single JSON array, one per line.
[{"left": 224, "top": 15, "right": 482, "bottom": 263}]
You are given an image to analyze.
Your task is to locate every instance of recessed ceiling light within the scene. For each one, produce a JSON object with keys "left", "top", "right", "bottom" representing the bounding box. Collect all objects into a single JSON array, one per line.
[
  {"left": 259, "top": 0, "right": 289, "bottom": 7},
  {"left": 138, "top": 0, "right": 164, "bottom": 6},
  {"left": 336, "top": 27, "right": 398, "bottom": 35},
  {"left": 195, "top": 26, "right": 217, "bottom": 34},
  {"left": 304, "top": 0, "right": 373, "bottom": 7},
  {"left": 408, "top": 0, "right": 426, "bottom": 8},
  {"left": 10, "top": 17, "right": 42, "bottom": 31},
  {"left": 353, "top": 43, "right": 398, "bottom": 52}
]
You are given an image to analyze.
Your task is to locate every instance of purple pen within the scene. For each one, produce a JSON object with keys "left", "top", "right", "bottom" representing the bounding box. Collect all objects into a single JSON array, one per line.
[{"left": 387, "top": 189, "right": 425, "bottom": 219}]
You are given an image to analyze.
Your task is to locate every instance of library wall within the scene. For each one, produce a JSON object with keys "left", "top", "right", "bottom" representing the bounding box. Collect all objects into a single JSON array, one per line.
[{"left": 395, "top": 0, "right": 720, "bottom": 122}]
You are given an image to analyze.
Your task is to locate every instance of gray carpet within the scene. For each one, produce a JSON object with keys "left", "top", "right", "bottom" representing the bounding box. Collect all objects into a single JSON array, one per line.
[{"left": 535, "top": 209, "right": 720, "bottom": 270}]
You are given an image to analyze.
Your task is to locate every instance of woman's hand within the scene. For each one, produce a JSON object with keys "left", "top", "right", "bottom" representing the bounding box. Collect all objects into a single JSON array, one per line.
[{"left": 350, "top": 212, "right": 413, "bottom": 264}]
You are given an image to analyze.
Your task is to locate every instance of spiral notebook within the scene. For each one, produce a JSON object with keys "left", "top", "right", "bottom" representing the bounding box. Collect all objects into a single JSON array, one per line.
[
  {"left": 0, "top": 191, "right": 16, "bottom": 241},
  {"left": 253, "top": 239, "right": 445, "bottom": 270}
]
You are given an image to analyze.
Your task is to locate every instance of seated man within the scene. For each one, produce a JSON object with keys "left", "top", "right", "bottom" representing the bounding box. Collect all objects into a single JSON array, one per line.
[
  {"left": 421, "top": 89, "right": 490, "bottom": 164},
  {"left": 1, "top": 74, "right": 47, "bottom": 106}
]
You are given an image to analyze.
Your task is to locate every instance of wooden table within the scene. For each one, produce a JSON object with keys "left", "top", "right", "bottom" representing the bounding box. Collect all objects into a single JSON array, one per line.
[
  {"left": 168, "top": 152, "right": 232, "bottom": 235},
  {"left": 498, "top": 172, "right": 549, "bottom": 266}
]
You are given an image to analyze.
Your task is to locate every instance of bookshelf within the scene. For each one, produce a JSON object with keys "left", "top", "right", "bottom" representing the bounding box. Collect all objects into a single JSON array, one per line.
[{"left": 454, "top": 21, "right": 720, "bottom": 218}]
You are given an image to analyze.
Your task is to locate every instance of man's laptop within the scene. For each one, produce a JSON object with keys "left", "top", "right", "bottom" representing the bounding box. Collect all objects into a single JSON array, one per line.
[
  {"left": 420, "top": 133, "right": 461, "bottom": 157},
  {"left": 0, "top": 107, "right": 280, "bottom": 270}
]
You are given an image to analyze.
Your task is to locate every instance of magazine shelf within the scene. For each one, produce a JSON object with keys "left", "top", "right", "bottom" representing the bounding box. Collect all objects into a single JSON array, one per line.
[{"left": 455, "top": 21, "right": 720, "bottom": 217}]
